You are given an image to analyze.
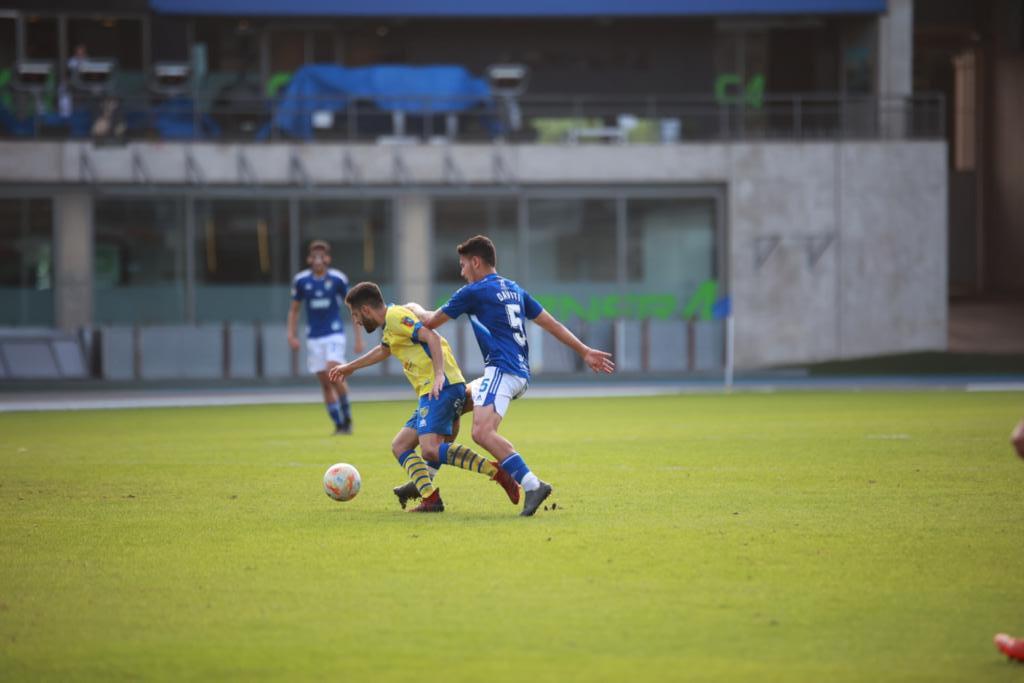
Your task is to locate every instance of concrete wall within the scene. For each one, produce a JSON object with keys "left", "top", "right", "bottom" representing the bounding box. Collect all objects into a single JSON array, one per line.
[
  {"left": 876, "top": 0, "right": 913, "bottom": 138},
  {"left": 0, "top": 139, "right": 947, "bottom": 369},
  {"left": 393, "top": 194, "right": 433, "bottom": 306},
  {"left": 53, "top": 192, "right": 94, "bottom": 332},
  {"left": 989, "top": 56, "right": 1024, "bottom": 292},
  {"left": 729, "top": 142, "right": 947, "bottom": 367},
  {"left": 877, "top": 0, "right": 913, "bottom": 97}
]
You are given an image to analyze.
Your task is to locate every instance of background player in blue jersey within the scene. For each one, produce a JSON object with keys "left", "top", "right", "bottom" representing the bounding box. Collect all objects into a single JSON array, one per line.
[
  {"left": 407, "top": 235, "right": 614, "bottom": 516},
  {"left": 287, "top": 240, "right": 364, "bottom": 434}
]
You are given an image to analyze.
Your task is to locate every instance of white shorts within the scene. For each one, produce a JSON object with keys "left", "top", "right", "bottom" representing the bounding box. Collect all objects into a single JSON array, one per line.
[
  {"left": 306, "top": 333, "right": 346, "bottom": 374},
  {"left": 469, "top": 366, "right": 528, "bottom": 418}
]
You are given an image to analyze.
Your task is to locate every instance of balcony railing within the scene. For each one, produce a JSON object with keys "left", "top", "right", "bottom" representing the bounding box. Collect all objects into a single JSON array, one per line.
[{"left": 0, "top": 92, "right": 945, "bottom": 143}]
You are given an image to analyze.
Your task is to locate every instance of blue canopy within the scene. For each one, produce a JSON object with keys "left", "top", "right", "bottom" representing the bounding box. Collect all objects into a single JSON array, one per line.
[
  {"left": 150, "top": 0, "right": 886, "bottom": 16},
  {"left": 272, "top": 64, "right": 490, "bottom": 139}
]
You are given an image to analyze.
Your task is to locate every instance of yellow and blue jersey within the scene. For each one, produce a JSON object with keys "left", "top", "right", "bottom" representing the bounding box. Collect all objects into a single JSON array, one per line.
[{"left": 381, "top": 304, "right": 465, "bottom": 396}]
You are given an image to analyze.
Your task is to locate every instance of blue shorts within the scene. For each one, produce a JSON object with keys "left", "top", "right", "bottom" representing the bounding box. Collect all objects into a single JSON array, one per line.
[{"left": 404, "top": 382, "right": 466, "bottom": 436}]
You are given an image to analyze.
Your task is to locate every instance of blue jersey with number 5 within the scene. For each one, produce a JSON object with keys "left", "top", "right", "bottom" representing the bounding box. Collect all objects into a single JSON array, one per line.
[{"left": 440, "top": 273, "right": 543, "bottom": 380}]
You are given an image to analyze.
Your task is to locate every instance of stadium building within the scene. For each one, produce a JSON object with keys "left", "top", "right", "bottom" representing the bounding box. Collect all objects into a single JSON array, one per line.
[{"left": 0, "top": 0, "right": 1020, "bottom": 380}]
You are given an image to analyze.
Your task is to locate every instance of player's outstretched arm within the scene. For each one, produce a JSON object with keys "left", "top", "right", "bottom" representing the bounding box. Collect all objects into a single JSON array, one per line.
[
  {"left": 532, "top": 310, "right": 615, "bottom": 374},
  {"left": 286, "top": 300, "right": 302, "bottom": 350},
  {"left": 327, "top": 344, "right": 391, "bottom": 383},
  {"left": 403, "top": 302, "right": 451, "bottom": 330}
]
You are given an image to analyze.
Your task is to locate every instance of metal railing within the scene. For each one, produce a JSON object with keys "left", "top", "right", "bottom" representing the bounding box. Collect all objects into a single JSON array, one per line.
[{"left": 0, "top": 92, "right": 945, "bottom": 143}]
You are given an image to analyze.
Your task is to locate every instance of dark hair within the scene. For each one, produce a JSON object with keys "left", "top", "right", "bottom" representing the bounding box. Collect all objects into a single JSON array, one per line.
[
  {"left": 345, "top": 281, "right": 385, "bottom": 309},
  {"left": 456, "top": 235, "right": 496, "bottom": 267},
  {"left": 308, "top": 239, "right": 331, "bottom": 255}
]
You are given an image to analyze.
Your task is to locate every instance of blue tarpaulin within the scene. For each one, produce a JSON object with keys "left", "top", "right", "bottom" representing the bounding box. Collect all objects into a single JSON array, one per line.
[
  {"left": 150, "top": 0, "right": 886, "bottom": 16},
  {"left": 272, "top": 64, "right": 490, "bottom": 139},
  {"left": 0, "top": 109, "right": 93, "bottom": 138},
  {"left": 154, "top": 98, "right": 221, "bottom": 139}
]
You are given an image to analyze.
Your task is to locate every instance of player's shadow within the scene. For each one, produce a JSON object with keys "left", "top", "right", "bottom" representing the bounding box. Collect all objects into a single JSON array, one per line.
[{"left": 321, "top": 508, "right": 558, "bottom": 523}]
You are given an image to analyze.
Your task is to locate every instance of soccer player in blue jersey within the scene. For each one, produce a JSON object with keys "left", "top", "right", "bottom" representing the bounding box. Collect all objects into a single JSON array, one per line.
[
  {"left": 287, "top": 240, "right": 363, "bottom": 434},
  {"left": 407, "top": 235, "right": 615, "bottom": 516}
]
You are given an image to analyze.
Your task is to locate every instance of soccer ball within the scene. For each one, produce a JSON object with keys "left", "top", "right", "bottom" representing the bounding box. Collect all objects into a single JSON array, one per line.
[{"left": 323, "top": 463, "right": 361, "bottom": 502}]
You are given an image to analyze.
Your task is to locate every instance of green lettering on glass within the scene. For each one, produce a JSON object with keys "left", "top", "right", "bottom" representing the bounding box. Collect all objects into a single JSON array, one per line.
[
  {"left": 433, "top": 279, "right": 721, "bottom": 322},
  {"left": 714, "top": 73, "right": 742, "bottom": 104},
  {"left": 0, "top": 68, "right": 11, "bottom": 110},
  {"left": 265, "top": 71, "right": 293, "bottom": 98},
  {"left": 680, "top": 279, "right": 719, "bottom": 321},
  {"left": 643, "top": 294, "right": 678, "bottom": 320},
  {"left": 714, "top": 73, "right": 765, "bottom": 109},
  {"left": 746, "top": 74, "right": 765, "bottom": 109}
]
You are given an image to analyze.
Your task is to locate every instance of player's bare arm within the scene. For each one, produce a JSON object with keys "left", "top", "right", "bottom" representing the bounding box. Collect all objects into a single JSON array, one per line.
[
  {"left": 403, "top": 302, "right": 451, "bottom": 330},
  {"left": 403, "top": 302, "right": 433, "bottom": 319},
  {"left": 286, "top": 300, "right": 302, "bottom": 350},
  {"left": 417, "top": 325, "right": 448, "bottom": 399},
  {"left": 327, "top": 344, "right": 391, "bottom": 383},
  {"left": 533, "top": 310, "right": 615, "bottom": 374}
]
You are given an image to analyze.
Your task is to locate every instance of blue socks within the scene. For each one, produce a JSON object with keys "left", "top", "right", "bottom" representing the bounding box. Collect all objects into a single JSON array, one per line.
[
  {"left": 339, "top": 394, "right": 352, "bottom": 424},
  {"left": 327, "top": 395, "right": 352, "bottom": 428},
  {"left": 326, "top": 401, "right": 343, "bottom": 427},
  {"left": 501, "top": 453, "right": 541, "bottom": 492},
  {"left": 500, "top": 453, "right": 530, "bottom": 483}
]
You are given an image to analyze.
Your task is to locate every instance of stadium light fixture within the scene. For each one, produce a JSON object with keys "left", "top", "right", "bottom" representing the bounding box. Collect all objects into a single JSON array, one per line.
[
  {"left": 149, "top": 62, "right": 192, "bottom": 98},
  {"left": 486, "top": 63, "right": 529, "bottom": 97},
  {"left": 487, "top": 63, "right": 529, "bottom": 133},
  {"left": 13, "top": 60, "right": 54, "bottom": 93},
  {"left": 71, "top": 58, "right": 118, "bottom": 96}
]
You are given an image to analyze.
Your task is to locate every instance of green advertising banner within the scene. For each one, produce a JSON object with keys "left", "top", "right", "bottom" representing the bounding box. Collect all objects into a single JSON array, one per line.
[{"left": 435, "top": 279, "right": 722, "bottom": 322}]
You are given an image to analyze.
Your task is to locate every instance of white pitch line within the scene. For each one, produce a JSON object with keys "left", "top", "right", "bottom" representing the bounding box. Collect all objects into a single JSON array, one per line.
[
  {"left": 0, "top": 384, "right": 702, "bottom": 413},
  {"left": 2, "top": 379, "right": 1023, "bottom": 413},
  {"left": 966, "top": 383, "right": 1024, "bottom": 392}
]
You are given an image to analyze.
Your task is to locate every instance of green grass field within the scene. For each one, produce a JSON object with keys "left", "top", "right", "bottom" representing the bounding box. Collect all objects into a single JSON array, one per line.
[{"left": 2, "top": 391, "right": 1024, "bottom": 682}]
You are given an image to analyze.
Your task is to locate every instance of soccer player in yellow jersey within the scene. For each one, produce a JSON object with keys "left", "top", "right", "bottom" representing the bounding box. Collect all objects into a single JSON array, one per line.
[{"left": 328, "top": 282, "right": 519, "bottom": 513}]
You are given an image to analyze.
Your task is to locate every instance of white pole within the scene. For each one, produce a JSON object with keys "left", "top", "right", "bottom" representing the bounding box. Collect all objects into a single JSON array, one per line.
[{"left": 724, "top": 314, "right": 735, "bottom": 392}]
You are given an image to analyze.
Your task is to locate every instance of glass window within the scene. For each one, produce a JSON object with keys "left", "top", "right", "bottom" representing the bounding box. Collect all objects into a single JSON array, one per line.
[
  {"left": 432, "top": 198, "right": 519, "bottom": 302},
  {"left": 25, "top": 16, "right": 58, "bottom": 61},
  {"left": 299, "top": 200, "right": 394, "bottom": 297},
  {"left": 842, "top": 18, "right": 876, "bottom": 95},
  {"left": 195, "top": 19, "right": 259, "bottom": 73},
  {"left": 312, "top": 31, "right": 336, "bottom": 64},
  {"left": 0, "top": 18, "right": 15, "bottom": 70},
  {"left": 270, "top": 30, "right": 306, "bottom": 73},
  {"left": 627, "top": 198, "right": 716, "bottom": 295},
  {"left": 0, "top": 199, "right": 53, "bottom": 326},
  {"left": 68, "top": 18, "right": 144, "bottom": 71},
  {"left": 527, "top": 198, "right": 616, "bottom": 284},
  {"left": 94, "top": 199, "right": 186, "bottom": 324},
  {"left": 151, "top": 17, "right": 189, "bottom": 62},
  {"left": 523, "top": 198, "right": 616, "bottom": 373},
  {"left": 194, "top": 199, "right": 290, "bottom": 322}
]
